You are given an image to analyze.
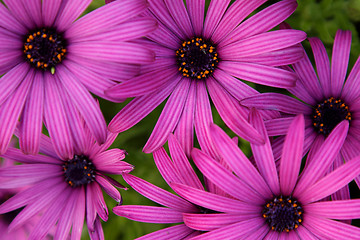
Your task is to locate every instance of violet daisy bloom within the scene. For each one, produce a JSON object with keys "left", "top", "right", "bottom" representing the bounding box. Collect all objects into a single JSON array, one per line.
[
  {"left": 113, "top": 134, "right": 231, "bottom": 239},
  {"left": 0, "top": 122, "right": 133, "bottom": 239},
  {"left": 242, "top": 29, "right": 360, "bottom": 189},
  {"left": 0, "top": 0, "right": 155, "bottom": 156},
  {"left": 106, "top": 0, "right": 306, "bottom": 156},
  {"left": 170, "top": 112, "right": 360, "bottom": 239}
]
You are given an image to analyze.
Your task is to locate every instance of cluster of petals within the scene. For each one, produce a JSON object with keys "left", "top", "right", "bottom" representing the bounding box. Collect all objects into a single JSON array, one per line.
[
  {"left": 106, "top": 0, "right": 307, "bottom": 156},
  {"left": 0, "top": 0, "right": 155, "bottom": 157},
  {"left": 174, "top": 113, "right": 360, "bottom": 239},
  {"left": 242, "top": 29, "right": 360, "bottom": 189},
  {"left": 0, "top": 117, "right": 133, "bottom": 239}
]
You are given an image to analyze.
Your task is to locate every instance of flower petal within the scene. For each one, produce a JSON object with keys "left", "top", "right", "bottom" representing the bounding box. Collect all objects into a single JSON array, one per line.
[
  {"left": 137, "top": 224, "right": 194, "bottom": 240},
  {"left": 342, "top": 56, "right": 360, "bottom": 103},
  {"left": 305, "top": 200, "right": 360, "bottom": 220},
  {"left": 143, "top": 78, "right": 191, "bottom": 153},
  {"left": 164, "top": 0, "right": 193, "bottom": 38},
  {"left": 186, "top": 0, "right": 204, "bottom": 36},
  {"left": 113, "top": 205, "right": 183, "bottom": 223},
  {"left": 203, "top": 0, "right": 230, "bottom": 38},
  {"left": 330, "top": 30, "right": 351, "bottom": 97}
]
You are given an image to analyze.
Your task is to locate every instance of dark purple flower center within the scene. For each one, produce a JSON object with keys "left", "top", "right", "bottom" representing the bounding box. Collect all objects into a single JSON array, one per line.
[
  {"left": 0, "top": 194, "right": 22, "bottom": 224},
  {"left": 176, "top": 37, "right": 219, "bottom": 79},
  {"left": 63, "top": 155, "right": 96, "bottom": 188},
  {"left": 262, "top": 195, "right": 303, "bottom": 232},
  {"left": 23, "top": 28, "right": 67, "bottom": 71},
  {"left": 312, "top": 97, "right": 351, "bottom": 136}
]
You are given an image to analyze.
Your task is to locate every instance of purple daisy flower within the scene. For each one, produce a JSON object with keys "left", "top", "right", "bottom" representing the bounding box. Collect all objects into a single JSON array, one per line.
[
  {"left": 242, "top": 29, "right": 360, "bottom": 189},
  {"left": 0, "top": 0, "right": 155, "bottom": 156},
  {"left": 113, "top": 134, "right": 231, "bottom": 239},
  {"left": 0, "top": 117, "right": 133, "bottom": 239},
  {"left": 170, "top": 112, "right": 360, "bottom": 239},
  {"left": 105, "top": 0, "right": 306, "bottom": 156}
]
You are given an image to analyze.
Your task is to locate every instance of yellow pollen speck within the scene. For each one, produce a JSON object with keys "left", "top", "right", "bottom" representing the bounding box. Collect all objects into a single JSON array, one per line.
[{"left": 42, "top": 34, "right": 47, "bottom": 38}]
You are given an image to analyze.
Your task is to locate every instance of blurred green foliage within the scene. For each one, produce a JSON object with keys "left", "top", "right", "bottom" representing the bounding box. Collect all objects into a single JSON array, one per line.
[{"left": 84, "top": 0, "right": 360, "bottom": 239}]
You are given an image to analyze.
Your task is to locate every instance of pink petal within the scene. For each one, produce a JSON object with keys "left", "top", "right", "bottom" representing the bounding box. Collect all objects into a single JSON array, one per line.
[
  {"left": 191, "top": 148, "right": 264, "bottom": 204},
  {"left": 137, "top": 224, "right": 194, "bottom": 240},
  {"left": 294, "top": 120, "right": 349, "bottom": 196},
  {"left": 342, "top": 56, "right": 360, "bottom": 103},
  {"left": 209, "top": 124, "right": 272, "bottom": 198},
  {"left": 143, "top": 78, "right": 191, "bottom": 153},
  {"left": 299, "top": 155, "right": 360, "bottom": 204},
  {"left": 207, "top": 77, "right": 263, "bottom": 144},
  {"left": 56, "top": 66, "right": 107, "bottom": 144},
  {"left": 19, "top": 71, "right": 44, "bottom": 155},
  {"left": 171, "top": 182, "right": 260, "bottom": 214},
  {"left": 203, "top": 0, "right": 230, "bottom": 38},
  {"left": 249, "top": 109, "right": 280, "bottom": 195},
  {"left": 0, "top": 3, "right": 26, "bottom": 34},
  {"left": 211, "top": 0, "right": 267, "bottom": 43},
  {"left": 241, "top": 93, "right": 312, "bottom": 115},
  {"left": 220, "top": 0, "right": 298, "bottom": 46},
  {"left": 0, "top": 69, "right": 33, "bottom": 154},
  {"left": 43, "top": 72, "right": 73, "bottom": 160},
  {"left": 96, "top": 176, "right": 121, "bottom": 203},
  {"left": 279, "top": 115, "right": 305, "bottom": 195},
  {"left": 308, "top": 37, "right": 331, "bottom": 97},
  {"left": 71, "top": 187, "right": 85, "bottom": 240},
  {"left": 113, "top": 205, "right": 183, "bottom": 223},
  {"left": 168, "top": 134, "right": 204, "bottom": 190},
  {"left": 264, "top": 117, "right": 295, "bottom": 136},
  {"left": 219, "top": 61, "right": 296, "bottom": 88},
  {"left": 219, "top": 30, "right": 306, "bottom": 60},
  {"left": 122, "top": 173, "right": 197, "bottom": 212},
  {"left": 164, "top": 0, "right": 193, "bottom": 38},
  {"left": 174, "top": 81, "right": 196, "bottom": 157},
  {"left": 305, "top": 200, "right": 360, "bottom": 219},
  {"left": 303, "top": 214, "right": 360, "bottom": 239},
  {"left": 108, "top": 77, "right": 181, "bottom": 133},
  {"left": 55, "top": 0, "right": 92, "bottom": 32},
  {"left": 330, "top": 30, "right": 351, "bottom": 97},
  {"left": 42, "top": 0, "right": 61, "bottom": 26},
  {"left": 186, "top": 0, "right": 204, "bottom": 36},
  {"left": 3, "top": 0, "right": 34, "bottom": 29}
]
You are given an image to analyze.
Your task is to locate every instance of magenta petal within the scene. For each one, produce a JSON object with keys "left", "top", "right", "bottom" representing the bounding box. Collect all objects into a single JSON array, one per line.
[
  {"left": 105, "top": 68, "right": 178, "bottom": 99},
  {"left": 305, "top": 200, "right": 360, "bottom": 219},
  {"left": 168, "top": 134, "right": 204, "bottom": 190},
  {"left": 220, "top": 0, "right": 298, "bottom": 46},
  {"left": 68, "top": 41, "right": 154, "bottom": 65},
  {"left": 43, "top": 72, "right": 74, "bottom": 160},
  {"left": 203, "top": 0, "right": 230, "bottom": 38},
  {"left": 113, "top": 205, "right": 183, "bottom": 223},
  {"left": 264, "top": 117, "right": 295, "bottom": 136},
  {"left": 189, "top": 218, "right": 265, "bottom": 240},
  {"left": 186, "top": 0, "right": 204, "bottom": 36},
  {"left": 137, "top": 224, "right": 194, "bottom": 240},
  {"left": 164, "top": 0, "right": 193, "bottom": 38},
  {"left": 42, "top": 0, "right": 61, "bottom": 26},
  {"left": 123, "top": 173, "right": 197, "bottom": 212},
  {"left": 28, "top": 187, "right": 71, "bottom": 240},
  {"left": 207, "top": 77, "right": 263, "bottom": 144},
  {"left": 241, "top": 93, "right": 311, "bottom": 115},
  {"left": 299, "top": 155, "right": 360, "bottom": 204},
  {"left": 191, "top": 148, "right": 264, "bottom": 204},
  {"left": 183, "top": 213, "right": 256, "bottom": 231},
  {"left": 296, "top": 226, "right": 319, "bottom": 240},
  {"left": 303, "top": 214, "right": 360, "bottom": 239},
  {"left": 0, "top": 62, "right": 30, "bottom": 107},
  {"left": 308, "top": 37, "right": 331, "bottom": 97},
  {"left": 66, "top": 0, "right": 148, "bottom": 39},
  {"left": 249, "top": 109, "right": 280, "bottom": 195},
  {"left": 2, "top": 0, "right": 34, "bottom": 29},
  {"left": 330, "top": 30, "right": 351, "bottom": 97},
  {"left": 219, "top": 61, "right": 296, "bottom": 88},
  {"left": 2, "top": 148, "right": 58, "bottom": 164},
  {"left": 342, "top": 56, "right": 360, "bottom": 102},
  {"left": 0, "top": 69, "right": 33, "bottom": 154},
  {"left": 19, "top": 71, "right": 44, "bottom": 155},
  {"left": 56, "top": 66, "right": 107, "bottom": 144},
  {"left": 279, "top": 115, "right": 304, "bottom": 195},
  {"left": 174, "top": 81, "right": 196, "bottom": 157},
  {"left": 0, "top": 4, "right": 26, "bottom": 34},
  {"left": 219, "top": 30, "right": 306, "bottom": 59},
  {"left": 54, "top": 0, "right": 92, "bottom": 32},
  {"left": 108, "top": 77, "right": 181, "bottom": 133},
  {"left": 194, "top": 81, "right": 218, "bottom": 158},
  {"left": 209, "top": 124, "right": 272, "bottom": 198},
  {"left": 143, "top": 79, "right": 191, "bottom": 153},
  {"left": 96, "top": 176, "right": 121, "bottom": 203},
  {"left": 171, "top": 182, "right": 260, "bottom": 214},
  {"left": 211, "top": 0, "right": 267, "bottom": 43},
  {"left": 71, "top": 187, "right": 85, "bottom": 240},
  {"left": 294, "top": 120, "right": 349, "bottom": 196}
]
